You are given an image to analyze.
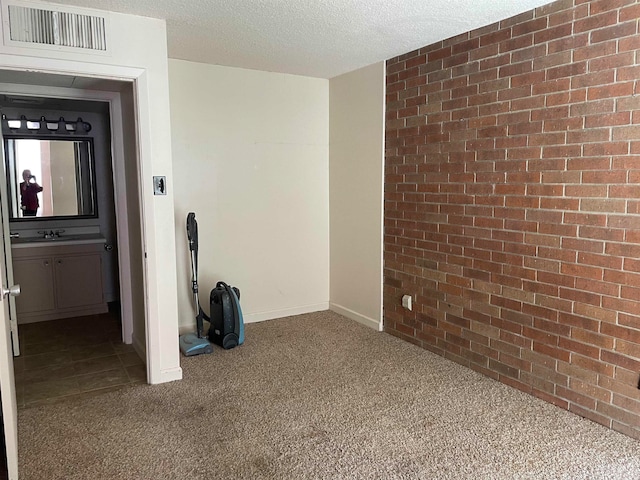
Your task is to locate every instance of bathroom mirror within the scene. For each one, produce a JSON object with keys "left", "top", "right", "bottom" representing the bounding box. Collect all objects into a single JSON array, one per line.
[{"left": 3, "top": 137, "right": 97, "bottom": 220}]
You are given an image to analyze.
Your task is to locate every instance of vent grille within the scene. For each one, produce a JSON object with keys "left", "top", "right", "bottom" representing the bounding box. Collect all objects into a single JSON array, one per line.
[{"left": 8, "top": 5, "right": 106, "bottom": 51}]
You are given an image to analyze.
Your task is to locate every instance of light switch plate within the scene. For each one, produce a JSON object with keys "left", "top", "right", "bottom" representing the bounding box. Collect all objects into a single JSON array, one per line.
[{"left": 153, "top": 176, "right": 166, "bottom": 195}]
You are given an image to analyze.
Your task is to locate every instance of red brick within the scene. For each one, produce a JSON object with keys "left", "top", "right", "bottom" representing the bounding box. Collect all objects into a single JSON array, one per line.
[
  {"left": 512, "top": 17, "right": 548, "bottom": 37},
  {"left": 590, "top": 52, "right": 635, "bottom": 73},
  {"left": 574, "top": 11, "right": 618, "bottom": 34},
  {"left": 584, "top": 113, "right": 630, "bottom": 129},
  {"left": 590, "top": 21, "right": 638, "bottom": 44},
  {"left": 548, "top": 34, "right": 589, "bottom": 54},
  {"left": 620, "top": 3, "right": 640, "bottom": 22},
  {"left": 534, "top": 24, "right": 573, "bottom": 44},
  {"left": 480, "top": 28, "right": 512, "bottom": 47},
  {"left": 601, "top": 350, "right": 640, "bottom": 372},
  {"left": 588, "top": 82, "right": 635, "bottom": 100}
]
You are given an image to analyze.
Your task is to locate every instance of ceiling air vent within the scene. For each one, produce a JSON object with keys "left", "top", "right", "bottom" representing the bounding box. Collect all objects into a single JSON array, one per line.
[{"left": 7, "top": 4, "right": 106, "bottom": 51}]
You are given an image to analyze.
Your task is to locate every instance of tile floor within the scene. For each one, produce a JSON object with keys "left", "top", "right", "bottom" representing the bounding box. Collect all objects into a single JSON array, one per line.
[{"left": 13, "top": 310, "right": 146, "bottom": 408}]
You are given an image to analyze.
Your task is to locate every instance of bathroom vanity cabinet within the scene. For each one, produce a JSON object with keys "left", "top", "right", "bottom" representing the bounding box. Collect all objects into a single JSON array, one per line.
[{"left": 11, "top": 241, "right": 108, "bottom": 323}]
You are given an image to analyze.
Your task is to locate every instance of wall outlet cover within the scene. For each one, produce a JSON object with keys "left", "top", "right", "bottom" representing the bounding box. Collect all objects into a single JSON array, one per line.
[{"left": 402, "top": 294, "right": 412, "bottom": 311}]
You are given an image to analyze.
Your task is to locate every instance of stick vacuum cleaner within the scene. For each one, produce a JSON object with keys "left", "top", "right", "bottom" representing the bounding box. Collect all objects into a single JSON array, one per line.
[{"left": 179, "top": 213, "right": 213, "bottom": 356}]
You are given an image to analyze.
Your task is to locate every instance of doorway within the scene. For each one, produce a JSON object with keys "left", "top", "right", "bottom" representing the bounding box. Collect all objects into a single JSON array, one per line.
[
  {"left": 0, "top": 77, "right": 145, "bottom": 361},
  {"left": 0, "top": 93, "right": 146, "bottom": 406}
]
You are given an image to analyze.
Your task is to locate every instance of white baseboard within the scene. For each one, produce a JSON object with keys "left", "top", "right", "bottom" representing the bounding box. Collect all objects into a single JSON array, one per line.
[
  {"left": 330, "top": 303, "right": 381, "bottom": 331},
  {"left": 153, "top": 366, "right": 183, "bottom": 384},
  {"left": 244, "top": 302, "right": 330, "bottom": 324},
  {"left": 178, "top": 302, "right": 330, "bottom": 334},
  {"left": 132, "top": 334, "right": 182, "bottom": 384}
]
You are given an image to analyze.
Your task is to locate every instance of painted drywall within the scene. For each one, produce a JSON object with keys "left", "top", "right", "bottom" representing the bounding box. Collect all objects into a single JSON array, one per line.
[
  {"left": 329, "top": 62, "right": 385, "bottom": 330},
  {"left": 169, "top": 59, "right": 329, "bottom": 330},
  {"left": 0, "top": 1, "right": 181, "bottom": 384}
]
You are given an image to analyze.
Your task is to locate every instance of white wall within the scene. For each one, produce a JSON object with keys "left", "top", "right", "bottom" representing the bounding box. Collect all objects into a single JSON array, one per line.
[
  {"left": 0, "top": 1, "right": 181, "bottom": 384},
  {"left": 329, "top": 62, "right": 385, "bottom": 330},
  {"left": 169, "top": 59, "right": 329, "bottom": 330}
]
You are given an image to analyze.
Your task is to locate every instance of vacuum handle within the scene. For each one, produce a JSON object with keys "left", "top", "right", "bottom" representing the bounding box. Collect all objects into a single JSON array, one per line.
[{"left": 186, "top": 212, "right": 198, "bottom": 252}]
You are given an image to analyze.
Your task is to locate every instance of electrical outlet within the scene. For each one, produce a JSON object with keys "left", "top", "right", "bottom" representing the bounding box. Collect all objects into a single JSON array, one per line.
[{"left": 402, "top": 294, "right": 412, "bottom": 311}]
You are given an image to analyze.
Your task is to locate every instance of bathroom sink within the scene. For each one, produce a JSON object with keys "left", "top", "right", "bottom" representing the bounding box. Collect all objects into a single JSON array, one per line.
[
  {"left": 10, "top": 234, "right": 107, "bottom": 247},
  {"left": 14, "top": 235, "right": 81, "bottom": 243}
]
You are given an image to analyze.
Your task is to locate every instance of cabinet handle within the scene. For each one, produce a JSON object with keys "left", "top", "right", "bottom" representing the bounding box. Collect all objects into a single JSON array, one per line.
[
  {"left": 57, "top": 260, "right": 62, "bottom": 265},
  {"left": 43, "top": 261, "right": 49, "bottom": 266}
]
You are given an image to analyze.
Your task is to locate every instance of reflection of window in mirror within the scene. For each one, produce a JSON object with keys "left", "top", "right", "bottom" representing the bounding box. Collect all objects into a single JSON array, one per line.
[{"left": 4, "top": 138, "right": 97, "bottom": 220}]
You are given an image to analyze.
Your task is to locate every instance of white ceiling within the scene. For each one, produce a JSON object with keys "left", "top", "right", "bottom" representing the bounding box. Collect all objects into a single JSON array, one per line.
[{"left": 42, "top": 0, "right": 554, "bottom": 79}]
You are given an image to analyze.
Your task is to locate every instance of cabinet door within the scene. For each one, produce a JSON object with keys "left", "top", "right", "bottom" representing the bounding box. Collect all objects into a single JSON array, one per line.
[
  {"left": 12, "top": 258, "right": 55, "bottom": 314},
  {"left": 54, "top": 254, "right": 104, "bottom": 309}
]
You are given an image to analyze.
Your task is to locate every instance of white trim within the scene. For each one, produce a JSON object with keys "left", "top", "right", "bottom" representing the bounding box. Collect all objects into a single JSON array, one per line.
[
  {"left": 379, "top": 61, "right": 386, "bottom": 332},
  {"left": 157, "top": 367, "right": 182, "bottom": 384},
  {"left": 0, "top": 56, "right": 141, "bottom": 80},
  {"left": 178, "top": 302, "right": 332, "bottom": 335},
  {"left": 244, "top": 302, "right": 330, "bottom": 324},
  {"left": 330, "top": 302, "right": 381, "bottom": 331}
]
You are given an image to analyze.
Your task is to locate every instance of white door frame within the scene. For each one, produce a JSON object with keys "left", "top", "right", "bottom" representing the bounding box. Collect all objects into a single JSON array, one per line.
[{"left": 0, "top": 56, "right": 163, "bottom": 381}]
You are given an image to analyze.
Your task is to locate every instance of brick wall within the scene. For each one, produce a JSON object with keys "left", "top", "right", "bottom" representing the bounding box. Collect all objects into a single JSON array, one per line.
[{"left": 384, "top": 0, "right": 640, "bottom": 439}]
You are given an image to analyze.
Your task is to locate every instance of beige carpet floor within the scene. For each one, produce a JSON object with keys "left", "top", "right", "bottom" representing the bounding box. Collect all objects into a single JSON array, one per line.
[{"left": 18, "top": 311, "right": 640, "bottom": 479}]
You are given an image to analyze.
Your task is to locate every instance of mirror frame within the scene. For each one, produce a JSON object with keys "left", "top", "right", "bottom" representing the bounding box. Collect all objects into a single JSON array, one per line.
[{"left": 3, "top": 134, "right": 99, "bottom": 222}]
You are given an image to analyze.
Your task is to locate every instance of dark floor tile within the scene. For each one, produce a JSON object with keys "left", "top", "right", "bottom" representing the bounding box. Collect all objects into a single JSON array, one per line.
[
  {"left": 70, "top": 342, "right": 116, "bottom": 361},
  {"left": 21, "top": 385, "right": 125, "bottom": 409},
  {"left": 13, "top": 356, "right": 25, "bottom": 375},
  {"left": 24, "top": 377, "right": 80, "bottom": 404},
  {"left": 118, "top": 352, "right": 144, "bottom": 367},
  {"left": 76, "top": 368, "right": 130, "bottom": 392},
  {"left": 63, "top": 333, "right": 113, "bottom": 347},
  {"left": 20, "top": 331, "right": 66, "bottom": 347},
  {"left": 74, "top": 355, "right": 122, "bottom": 375},
  {"left": 23, "top": 350, "right": 73, "bottom": 369},
  {"left": 16, "top": 363, "right": 78, "bottom": 385},
  {"left": 125, "top": 365, "right": 147, "bottom": 384},
  {"left": 112, "top": 342, "right": 135, "bottom": 354},
  {"left": 20, "top": 340, "right": 70, "bottom": 356},
  {"left": 15, "top": 312, "right": 146, "bottom": 408}
]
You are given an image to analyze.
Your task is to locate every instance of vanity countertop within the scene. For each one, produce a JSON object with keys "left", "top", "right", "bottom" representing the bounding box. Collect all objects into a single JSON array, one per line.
[{"left": 11, "top": 234, "right": 106, "bottom": 249}]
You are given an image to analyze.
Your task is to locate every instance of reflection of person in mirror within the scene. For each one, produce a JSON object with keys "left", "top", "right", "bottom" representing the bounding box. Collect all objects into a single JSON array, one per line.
[{"left": 20, "top": 169, "right": 43, "bottom": 217}]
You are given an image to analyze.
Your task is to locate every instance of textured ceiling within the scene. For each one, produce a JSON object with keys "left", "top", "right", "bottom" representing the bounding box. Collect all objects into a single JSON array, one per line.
[{"left": 41, "top": 0, "right": 554, "bottom": 79}]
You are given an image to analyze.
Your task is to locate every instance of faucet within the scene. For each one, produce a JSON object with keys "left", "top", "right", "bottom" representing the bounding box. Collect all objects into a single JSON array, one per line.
[{"left": 38, "top": 230, "right": 64, "bottom": 239}]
